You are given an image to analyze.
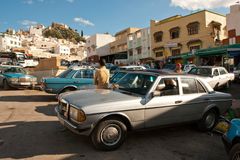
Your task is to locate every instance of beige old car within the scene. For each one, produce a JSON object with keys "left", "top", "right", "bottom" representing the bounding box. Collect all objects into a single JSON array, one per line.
[{"left": 56, "top": 71, "right": 232, "bottom": 150}]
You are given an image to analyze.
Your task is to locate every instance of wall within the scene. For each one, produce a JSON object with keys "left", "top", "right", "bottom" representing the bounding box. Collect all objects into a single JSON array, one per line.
[{"left": 227, "top": 4, "right": 240, "bottom": 36}]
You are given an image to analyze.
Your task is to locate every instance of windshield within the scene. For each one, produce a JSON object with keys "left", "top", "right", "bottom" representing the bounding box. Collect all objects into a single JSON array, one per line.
[
  {"left": 117, "top": 73, "right": 157, "bottom": 96},
  {"left": 57, "top": 69, "right": 74, "bottom": 78},
  {"left": 188, "top": 68, "right": 212, "bottom": 76},
  {"left": 4, "top": 67, "right": 26, "bottom": 74},
  {"left": 110, "top": 72, "right": 127, "bottom": 83}
]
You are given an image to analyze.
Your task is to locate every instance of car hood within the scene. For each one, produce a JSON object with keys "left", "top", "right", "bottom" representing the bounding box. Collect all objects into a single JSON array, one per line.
[
  {"left": 60, "top": 89, "right": 142, "bottom": 114},
  {"left": 3, "top": 73, "right": 35, "bottom": 78}
]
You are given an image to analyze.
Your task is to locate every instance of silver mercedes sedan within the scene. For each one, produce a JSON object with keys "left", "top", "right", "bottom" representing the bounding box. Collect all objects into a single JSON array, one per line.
[{"left": 55, "top": 71, "right": 232, "bottom": 151}]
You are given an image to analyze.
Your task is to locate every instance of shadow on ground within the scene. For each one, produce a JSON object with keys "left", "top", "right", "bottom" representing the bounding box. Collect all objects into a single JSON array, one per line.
[
  {"left": 0, "top": 119, "right": 227, "bottom": 160},
  {"left": 35, "top": 104, "right": 57, "bottom": 116},
  {"left": 0, "top": 95, "right": 56, "bottom": 102}
]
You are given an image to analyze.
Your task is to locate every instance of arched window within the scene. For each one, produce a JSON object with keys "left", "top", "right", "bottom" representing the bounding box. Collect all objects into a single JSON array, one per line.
[
  {"left": 187, "top": 22, "right": 200, "bottom": 35},
  {"left": 153, "top": 31, "right": 163, "bottom": 42}
]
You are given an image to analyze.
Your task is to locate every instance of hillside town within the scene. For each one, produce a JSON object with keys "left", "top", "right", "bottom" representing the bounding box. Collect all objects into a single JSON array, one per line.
[{"left": 1, "top": 1, "right": 240, "bottom": 160}]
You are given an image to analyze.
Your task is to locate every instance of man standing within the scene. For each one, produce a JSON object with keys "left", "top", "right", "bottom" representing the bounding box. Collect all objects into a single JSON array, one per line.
[
  {"left": 94, "top": 59, "right": 110, "bottom": 89},
  {"left": 175, "top": 63, "right": 183, "bottom": 73}
]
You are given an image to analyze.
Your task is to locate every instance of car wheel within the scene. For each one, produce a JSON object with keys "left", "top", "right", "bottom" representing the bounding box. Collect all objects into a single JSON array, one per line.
[
  {"left": 198, "top": 109, "right": 218, "bottom": 131},
  {"left": 229, "top": 143, "right": 240, "bottom": 160},
  {"left": 91, "top": 119, "right": 127, "bottom": 151},
  {"left": 3, "top": 79, "right": 10, "bottom": 90}
]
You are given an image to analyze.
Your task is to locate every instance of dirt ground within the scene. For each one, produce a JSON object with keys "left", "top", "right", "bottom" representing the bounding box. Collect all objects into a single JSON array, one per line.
[{"left": 1, "top": 83, "right": 240, "bottom": 160}]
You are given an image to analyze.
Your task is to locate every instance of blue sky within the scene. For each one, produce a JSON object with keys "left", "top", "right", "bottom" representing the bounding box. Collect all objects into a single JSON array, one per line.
[{"left": 0, "top": 0, "right": 234, "bottom": 36}]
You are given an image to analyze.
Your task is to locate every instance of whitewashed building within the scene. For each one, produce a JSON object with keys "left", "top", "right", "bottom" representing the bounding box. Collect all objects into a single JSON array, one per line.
[
  {"left": 0, "top": 33, "right": 22, "bottom": 51},
  {"left": 54, "top": 44, "right": 70, "bottom": 55},
  {"left": 29, "top": 24, "right": 45, "bottom": 36},
  {"left": 226, "top": 3, "right": 240, "bottom": 44},
  {"left": 86, "top": 34, "right": 115, "bottom": 62},
  {"left": 127, "top": 28, "right": 152, "bottom": 64}
]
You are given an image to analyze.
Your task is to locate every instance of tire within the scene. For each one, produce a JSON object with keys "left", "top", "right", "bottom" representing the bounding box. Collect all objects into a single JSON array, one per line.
[
  {"left": 198, "top": 109, "right": 218, "bottom": 131},
  {"left": 229, "top": 143, "right": 240, "bottom": 160},
  {"left": 91, "top": 119, "right": 127, "bottom": 151},
  {"left": 60, "top": 88, "right": 76, "bottom": 94},
  {"left": 3, "top": 79, "right": 10, "bottom": 90}
]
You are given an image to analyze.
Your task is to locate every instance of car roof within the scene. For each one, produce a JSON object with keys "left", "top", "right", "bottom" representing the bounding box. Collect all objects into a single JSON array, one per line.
[
  {"left": 195, "top": 66, "right": 223, "bottom": 69},
  {"left": 119, "top": 65, "right": 145, "bottom": 68},
  {"left": 0, "top": 65, "right": 22, "bottom": 68},
  {"left": 69, "top": 66, "right": 95, "bottom": 70}
]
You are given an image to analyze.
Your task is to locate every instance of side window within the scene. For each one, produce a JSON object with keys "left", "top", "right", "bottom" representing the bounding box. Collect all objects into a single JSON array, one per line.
[
  {"left": 213, "top": 69, "right": 219, "bottom": 76},
  {"left": 75, "top": 70, "right": 94, "bottom": 78},
  {"left": 196, "top": 80, "right": 206, "bottom": 93},
  {"left": 219, "top": 68, "right": 227, "bottom": 75},
  {"left": 181, "top": 78, "right": 198, "bottom": 94},
  {"left": 74, "top": 70, "right": 83, "bottom": 78},
  {"left": 155, "top": 77, "right": 179, "bottom": 96}
]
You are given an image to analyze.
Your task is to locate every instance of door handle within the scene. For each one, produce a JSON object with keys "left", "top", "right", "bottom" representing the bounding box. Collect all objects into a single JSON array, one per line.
[
  {"left": 175, "top": 100, "right": 182, "bottom": 104},
  {"left": 204, "top": 98, "right": 210, "bottom": 101}
]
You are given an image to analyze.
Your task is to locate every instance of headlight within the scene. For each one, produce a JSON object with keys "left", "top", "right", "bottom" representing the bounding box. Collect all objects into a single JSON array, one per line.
[
  {"left": 9, "top": 78, "right": 19, "bottom": 82},
  {"left": 69, "top": 105, "right": 86, "bottom": 122}
]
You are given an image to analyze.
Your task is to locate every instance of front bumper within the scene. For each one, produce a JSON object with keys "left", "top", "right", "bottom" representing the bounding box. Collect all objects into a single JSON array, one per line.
[
  {"left": 55, "top": 107, "right": 92, "bottom": 136},
  {"left": 9, "top": 81, "right": 37, "bottom": 88},
  {"left": 222, "top": 134, "right": 232, "bottom": 154}
]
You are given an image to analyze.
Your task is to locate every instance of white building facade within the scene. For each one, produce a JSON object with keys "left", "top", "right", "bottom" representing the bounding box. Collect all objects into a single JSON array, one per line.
[
  {"left": 86, "top": 34, "right": 115, "bottom": 62},
  {"left": 0, "top": 33, "right": 22, "bottom": 51},
  {"left": 54, "top": 44, "right": 70, "bottom": 55},
  {"left": 226, "top": 4, "right": 240, "bottom": 45},
  {"left": 29, "top": 24, "right": 45, "bottom": 36},
  {"left": 127, "top": 28, "right": 152, "bottom": 64}
]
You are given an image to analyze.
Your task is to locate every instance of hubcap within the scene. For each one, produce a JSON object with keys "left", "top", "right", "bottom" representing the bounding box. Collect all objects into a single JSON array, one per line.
[
  {"left": 233, "top": 151, "right": 240, "bottom": 160},
  {"left": 100, "top": 124, "right": 121, "bottom": 146},
  {"left": 205, "top": 113, "right": 215, "bottom": 129}
]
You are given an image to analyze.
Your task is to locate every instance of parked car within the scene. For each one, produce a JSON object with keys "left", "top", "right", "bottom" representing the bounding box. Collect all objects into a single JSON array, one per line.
[
  {"left": 0, "top": 65, "right": 37, "bottom": 89},
  {"left": 222, "top": 119, "right": 240, "bottom": 160},
  {"left": 117, "top": 65, "right": 146, "bottom": 71},
  {"left": 42, "top": 66, "right": 95, "bottom": 95},
  {"left": 233, "top": 63, "right": 240, "bottom": 81},
  {"left": 188, "top": 66, "right": 235, "bottom": 89},
  {"left": 56, "top": 72, "right": 232, "bottom": 150},
  {"left": 183, "top": 64, "right": 196, "bottom": 73}
]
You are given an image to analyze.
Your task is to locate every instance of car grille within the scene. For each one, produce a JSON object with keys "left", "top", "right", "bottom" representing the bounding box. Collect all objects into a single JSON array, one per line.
[
  {"left": 19, "top": 77, "right": 31, "bottom": 82},
  {"left": 58, "top": 99, "right": 69, "bottom": 118}
]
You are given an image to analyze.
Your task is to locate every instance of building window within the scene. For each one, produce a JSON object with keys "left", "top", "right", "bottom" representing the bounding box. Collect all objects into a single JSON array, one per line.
[
  {"left": 189, "top": 45, "right": 200, "bottom": 52},
  {"left": 10, "top": 41, "right": 13, "bottom": 44},
  {"left": 187, "top": 22, "right": 200, "bottom": 35},
  {"left": 156, "top": 51, "right": 163, "bottom": 57},
  {"left": 154, "top": 31, "right": 163, "bottom": 42},
  {"left": 171, "top": 49, "right": 181, "bottom": 56},
  {"left": 170, "top": 27, "right": 180, "bottom": 39},
  {"left": 137, "top": 47, "right": 142, "bottom": 55},
  {"left": 129, "top": 50, "right": 133, "bottom": 56}
]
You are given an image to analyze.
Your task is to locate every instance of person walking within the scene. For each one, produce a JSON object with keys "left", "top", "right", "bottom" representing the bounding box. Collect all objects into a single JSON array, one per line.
[
  {"left": 94, "top": 59, "right": 110, "bottom": 89},
  {"left": 175, "top": 63, "right": 183, "bottom": 73}
]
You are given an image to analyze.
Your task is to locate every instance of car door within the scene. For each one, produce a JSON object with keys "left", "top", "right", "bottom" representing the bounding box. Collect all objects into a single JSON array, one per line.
[
  {"left": 209, "top": 68, "right": 220, "bottom": 88},
  {"left": 218, "top": 67, "right": 229, "bottom": 86},
  {"left": 0, "top": 67, "right": 5, "bottom": 86},
  {"left": 145, "top": 77, "right": 183, "bottom": 128},
  {"left": 73, "top": 69, "right": 94, "bottom": 89},
  {"left": 178, "top": 78, "right": 209, "bottom": 121}
]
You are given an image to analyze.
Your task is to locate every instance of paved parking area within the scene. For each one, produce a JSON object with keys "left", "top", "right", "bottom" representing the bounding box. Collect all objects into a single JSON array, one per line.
[{"left": 0, "top": 83, "right": 240, "bottom": 160}]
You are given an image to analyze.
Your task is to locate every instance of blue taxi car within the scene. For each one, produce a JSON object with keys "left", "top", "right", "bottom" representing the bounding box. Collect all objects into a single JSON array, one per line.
[
  {"left": 42, "top": 66, "right": 95, "bottom": 95},
  {"left": 222, "top": 119, "right": 240, "bottom": 160},
  {"left": 0, "top": 65, "right": 37, "bottom": 89}
]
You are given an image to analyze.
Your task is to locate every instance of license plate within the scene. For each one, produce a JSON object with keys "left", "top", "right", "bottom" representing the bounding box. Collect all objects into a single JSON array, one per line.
[{"left": 19, "top": 82, "right": 31, "bottom": 85}]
